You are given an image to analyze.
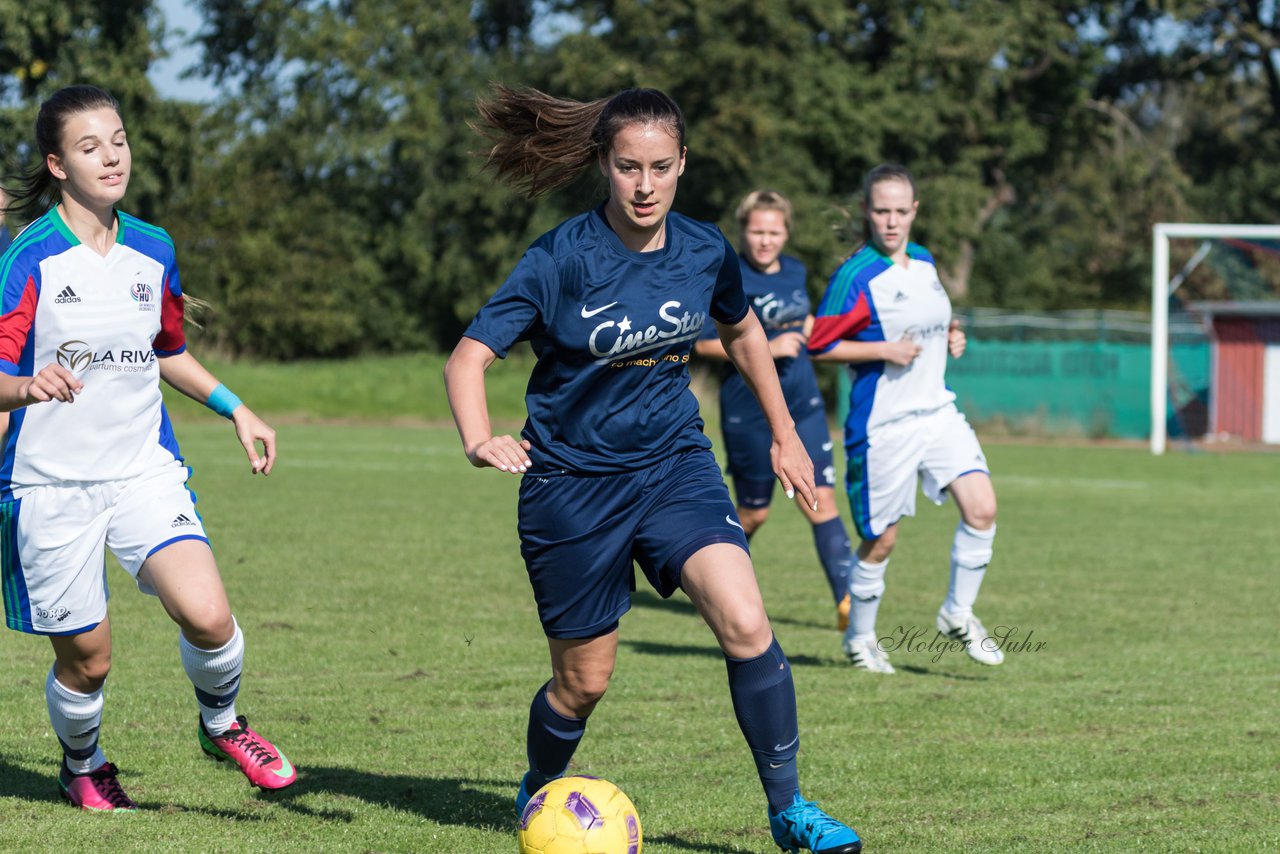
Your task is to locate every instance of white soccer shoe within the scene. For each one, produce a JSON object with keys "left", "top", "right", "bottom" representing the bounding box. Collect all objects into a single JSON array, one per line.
[
  {"left": 842, "top": 634, "right": 896, "bottom": 674},
  {"left": 936, "top": 608, "right": 1005, "bottom": 666}
]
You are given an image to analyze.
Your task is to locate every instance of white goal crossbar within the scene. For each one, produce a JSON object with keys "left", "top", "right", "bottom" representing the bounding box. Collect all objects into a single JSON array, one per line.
[{"left": 1151, "top": 223, "right": 1280, "bottom": 454}]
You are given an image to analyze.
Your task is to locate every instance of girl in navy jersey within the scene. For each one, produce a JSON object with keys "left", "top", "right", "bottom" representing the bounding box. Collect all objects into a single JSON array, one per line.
[
  {"left": 808, "top": 163, "right": 1003, "bottom": 674},
  {"left": 0, "top": 85, "right": 296, "bottom": 810},
  {"left": 446, "top": 85, "right": 861, "bottom": 854},
  {"left": 694, "top": 190, "right": 857, "bottom": 631}
]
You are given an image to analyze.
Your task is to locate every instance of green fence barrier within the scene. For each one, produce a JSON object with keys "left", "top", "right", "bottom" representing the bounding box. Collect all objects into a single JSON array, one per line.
[{"left": 836, "top": 340, "right": 1209, "bottom": 439}]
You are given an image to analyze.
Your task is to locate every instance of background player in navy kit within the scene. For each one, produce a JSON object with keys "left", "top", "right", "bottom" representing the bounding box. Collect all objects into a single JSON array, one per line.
[
  {"left": 694, "top": 190, "right": 856, "bottom": 630},
  {"left": 808, "top": 163, "right": 1002, "bottom": 674},
  {"left": 445, "top": 85, "right": 861, "bottom": 854},
  {"left": 0, "top": 85, "right": 296, "bottom": 810}
]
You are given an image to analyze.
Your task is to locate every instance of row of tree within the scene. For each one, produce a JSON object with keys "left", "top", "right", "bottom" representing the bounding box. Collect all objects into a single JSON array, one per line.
[{"left": 2, "top": 0, "right": 1277, "bottom": 358}]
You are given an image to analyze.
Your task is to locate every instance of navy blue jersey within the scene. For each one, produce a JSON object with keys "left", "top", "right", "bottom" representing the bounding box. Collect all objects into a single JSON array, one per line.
[
  {"left": 699, "top": 254, "right": 823, "bottom": 431},
  {"left": 465, "top": 205, "right": 749, "bottom": 474}
]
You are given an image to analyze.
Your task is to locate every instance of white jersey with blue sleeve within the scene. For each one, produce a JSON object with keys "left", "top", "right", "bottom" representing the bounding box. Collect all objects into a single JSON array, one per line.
[
  {"left": 0, "top": 208, "right": 188, "bottom": 496},
  {"left": 808, "top": 243, "right": 956, "bottom": 445}
]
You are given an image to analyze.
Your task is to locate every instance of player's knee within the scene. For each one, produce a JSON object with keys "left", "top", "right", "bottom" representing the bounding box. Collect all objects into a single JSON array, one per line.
[
  {"left": 860, "top": 528, "right": 896, "bottom": 563},
  {"left": 555, "top": 671, "right": 611, "bottom": 713},
  {"left": 737, "top": 507, "right": 768, "bottom": 536},
  {"left": 61, "top": 654, "right": 111, "bottom": 692},
  {"left": 179, "top": 607, "right": 235, "bottom": 649},
  {"left": 716, "top": 609, "right": 772, "bottom": 657},
  {"left": 962, "top": 500, "right": 997, "bottom": 531}
]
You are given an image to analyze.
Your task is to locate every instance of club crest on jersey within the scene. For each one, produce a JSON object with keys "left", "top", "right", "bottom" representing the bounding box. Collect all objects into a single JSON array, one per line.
[
  {"left": 131, "top": 282, "right": 156, "bottom": 310},
  {"left": 56, "top": 340, "right": 94, "bottom": 371},
  {"left": 587, "top": 299, "right": 706, "bottom": 364}
]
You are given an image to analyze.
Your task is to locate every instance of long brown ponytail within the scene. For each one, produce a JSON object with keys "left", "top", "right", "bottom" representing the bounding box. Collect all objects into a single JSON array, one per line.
[{"left": 472, "top": 84, "right": 685, "bottom": 198}]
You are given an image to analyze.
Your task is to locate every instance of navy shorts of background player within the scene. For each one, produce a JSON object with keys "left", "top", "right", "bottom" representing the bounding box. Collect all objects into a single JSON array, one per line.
[
  {"left": 696, "top": 244, "right": 855, "bottom": 624},
  {"left": 464, "top": 205, "right": 750, "bottom": 638},
  {"left": 703, "top": 255, "right": 832, "bottom": 505}
]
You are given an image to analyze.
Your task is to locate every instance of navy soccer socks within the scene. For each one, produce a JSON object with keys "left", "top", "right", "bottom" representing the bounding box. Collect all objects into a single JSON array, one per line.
[{"left": 725, "top": 634, "right": 800, "bottom": 814}]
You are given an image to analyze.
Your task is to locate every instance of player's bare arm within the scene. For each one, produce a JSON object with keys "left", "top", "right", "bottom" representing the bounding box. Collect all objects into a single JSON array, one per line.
[
  {"left": 158, "top": 352, "right": 276, "bottom": 475},
  {"left": 811, "top": 338, "right": 920, "bottom": 366},
  {"left": 444, "top": 336, "right": 532, "bottom": 474},
  {"left": 715, "top": 312, "right": 818, "bottom": 510}
]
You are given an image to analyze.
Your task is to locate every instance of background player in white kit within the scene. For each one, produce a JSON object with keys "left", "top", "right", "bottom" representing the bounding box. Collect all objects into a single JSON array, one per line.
[
  {"left": 808, "top": 163, "right": 1003, "bottom": 674},
  {"left": 0, "top": 85, "right": 296, "bottom": 810}
]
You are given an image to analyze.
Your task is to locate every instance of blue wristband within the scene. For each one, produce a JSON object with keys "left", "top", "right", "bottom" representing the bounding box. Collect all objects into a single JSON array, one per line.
[{"left": 206, "top": 383, "right": 243, "bottom": 419}]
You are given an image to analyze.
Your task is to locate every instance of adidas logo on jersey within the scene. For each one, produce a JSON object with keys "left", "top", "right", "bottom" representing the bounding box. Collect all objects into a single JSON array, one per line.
[
  {"left": 54, "top": 286, "right": 82, "bottom": 305},
  {"left": 171, "top": 513, "right": 197, "bottom": 528},
  {"left": 894, "top": 291, "right": 909, "bottom": 302}
]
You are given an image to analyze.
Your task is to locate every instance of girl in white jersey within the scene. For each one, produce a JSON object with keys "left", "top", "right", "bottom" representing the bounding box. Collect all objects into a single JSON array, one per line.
[
  {"left": 808, "top": 164, "right": 1004, "bottom": 674},
  {"left": 0, "top": 85, "right": 296, "bottom": 810}
]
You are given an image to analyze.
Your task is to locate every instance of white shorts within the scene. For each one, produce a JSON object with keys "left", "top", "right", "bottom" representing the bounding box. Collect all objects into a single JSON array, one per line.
[
  {"left": 1, "top": 462, "right": 209, "bottom": 635},
  {"left": 845, "top": 403, "right": 988, "bottom": 540}
]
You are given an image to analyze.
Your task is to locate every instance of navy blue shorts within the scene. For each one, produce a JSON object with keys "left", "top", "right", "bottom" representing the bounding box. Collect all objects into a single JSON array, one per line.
[
  {"left": 518, "top": 449, "right": 749, "bottom": 639},
  {"left": 722, "top": 407, "right": 836, "bottom": 509}
]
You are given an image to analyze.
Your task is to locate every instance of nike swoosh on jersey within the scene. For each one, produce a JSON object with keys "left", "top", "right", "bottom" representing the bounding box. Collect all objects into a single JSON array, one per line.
[
  {"left": 753, "top": 293, "right": 776, "bottom": 306},
  {"left": 581, "top": 302, "right": 618, "bottom": 318},
  {"left": 725, "top": 515, "right": 744, "bottom": 531}
]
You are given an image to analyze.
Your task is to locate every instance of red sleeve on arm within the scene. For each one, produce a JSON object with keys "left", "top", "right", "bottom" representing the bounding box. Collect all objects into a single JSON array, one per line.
[
  {"left": 152, "top": 276, "right": 186, "bottom": 356},
  {"left": 0, "top": 276, "right": 38, "bottom": 371},
  {"left": 808, "top": 291, "right": 871, "bottom": 353}
]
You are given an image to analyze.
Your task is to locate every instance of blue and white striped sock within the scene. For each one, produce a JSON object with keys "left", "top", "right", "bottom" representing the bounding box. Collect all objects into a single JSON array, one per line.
[
  {"left": 180, "top": 617, "right": 243, "bottom": 735},
  {"left": 46, "top": 667, "right": 107, "bottom": 775}
]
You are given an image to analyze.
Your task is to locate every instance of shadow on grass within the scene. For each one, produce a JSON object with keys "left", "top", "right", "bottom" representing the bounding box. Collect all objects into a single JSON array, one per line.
[
  {"left": 630, "top": 589, "right": 842, "bottom": 634},
  {"left": 894, "top": 663, "right": 991, "bottom": 681},
  {"left": 644, "top": 834, "right": 756, "bottom": 852},
  {"left": 262, "top": 766, "right": 515, "bottom": 830},
  {"left": 0, "top": 758, "right": 53, "bottom": 801}
]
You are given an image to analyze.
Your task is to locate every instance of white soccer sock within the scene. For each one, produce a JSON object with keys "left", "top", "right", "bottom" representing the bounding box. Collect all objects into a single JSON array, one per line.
[
  {"left": 848, "top": 558, "right": 888, "bottom": 640},
  {"left": 944, "top": 522, "right": 996, "bottom": 615},
  {"left": 46, "top": 667, "right": 107, "bottom": 775},
  {"left": 180, "top": 617, "right": 243, "bottom": 735}
]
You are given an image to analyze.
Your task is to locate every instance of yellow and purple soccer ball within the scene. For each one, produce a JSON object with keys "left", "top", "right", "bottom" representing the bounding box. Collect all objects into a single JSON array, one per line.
[{"left": 517, "top": 775, "right": 642, "bottom": 854}]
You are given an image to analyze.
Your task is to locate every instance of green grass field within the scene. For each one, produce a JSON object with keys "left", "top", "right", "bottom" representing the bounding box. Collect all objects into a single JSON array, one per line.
[{"left": 0, "top": 358, "right": 1277, "bottom": 852}]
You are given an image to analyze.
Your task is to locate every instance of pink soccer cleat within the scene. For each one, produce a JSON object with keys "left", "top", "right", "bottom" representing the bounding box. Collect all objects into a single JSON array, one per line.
[
  {"left": 198, "top": 715, "right": 297, "bottom": 789},
  {"left": 58, "top": 761, "right": 139, "bottom": 811}
]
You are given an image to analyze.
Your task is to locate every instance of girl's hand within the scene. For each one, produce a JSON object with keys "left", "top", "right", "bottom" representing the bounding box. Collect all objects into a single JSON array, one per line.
[
  {"left": 947, "top": 319, "right": 967, "bottom": 358},
  {"left": 466, "top": 435, "right": 533, "bottom": 474},
  {"left": 231, "top": 406, "right": 277, "bottom": 475},
  {"left": 18, "top": 364, "right": 83, "bottom": 404},
  {"left": 882, "top": 339, "right": 922, "bottom": 366}
]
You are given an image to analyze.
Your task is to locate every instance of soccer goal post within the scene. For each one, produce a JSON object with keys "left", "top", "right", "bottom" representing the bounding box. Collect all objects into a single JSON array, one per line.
[{"left": 1151, "top": 223, "right": 1280, "bottom": 454}]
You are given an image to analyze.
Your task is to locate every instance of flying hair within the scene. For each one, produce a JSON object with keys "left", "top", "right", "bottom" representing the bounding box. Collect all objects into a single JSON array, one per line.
[{"left": 472, "top": 84, "right": 686, "bottom": 198}]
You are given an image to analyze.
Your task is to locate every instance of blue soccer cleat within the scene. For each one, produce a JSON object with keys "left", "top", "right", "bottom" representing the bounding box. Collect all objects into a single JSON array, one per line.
[
  {"left": 515, "top": 771, "right": 534, "bottom": 815},
  {"left": 769, "top": 793, "right": 862, "bottom": 853}
]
